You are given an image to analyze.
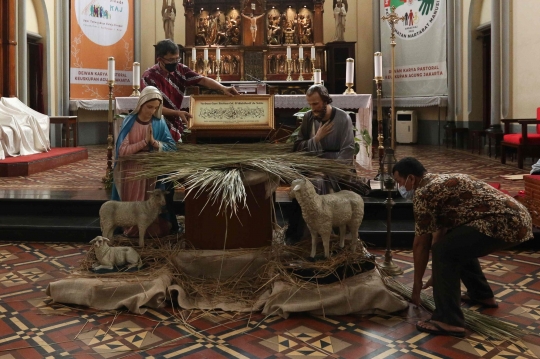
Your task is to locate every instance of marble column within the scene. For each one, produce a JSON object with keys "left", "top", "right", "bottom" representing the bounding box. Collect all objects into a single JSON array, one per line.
[
  {"left": 487, "top": 0, "right": 502, "bottom": 133},
  {"left": 445, "top": 0, "right": 455, "bottom": 129},
  {"left": 501, "top": 0, "right": 510, "bottom": 119},
  {"left": 17, "top": 0, "right": 27, "bottom": 103}
]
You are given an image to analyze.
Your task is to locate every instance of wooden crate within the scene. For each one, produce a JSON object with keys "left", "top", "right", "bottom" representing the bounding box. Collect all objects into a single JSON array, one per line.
[
  {"left": 184, "top": 182, "right": 273, "bottom": 250},
  {"left": 524, "top": 175, "right": 540, "bottom": 228}
]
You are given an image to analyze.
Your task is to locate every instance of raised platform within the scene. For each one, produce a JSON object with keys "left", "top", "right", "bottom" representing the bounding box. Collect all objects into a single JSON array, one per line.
[{"left": 0, "top": 147, "right": 88, "bottom": 177}]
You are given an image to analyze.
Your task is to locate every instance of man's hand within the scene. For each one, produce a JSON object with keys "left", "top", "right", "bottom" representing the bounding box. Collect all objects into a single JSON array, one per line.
[
  {"left": 221, "top": 86, "right": 240, "bottom": 96},
  {"left": 422, "top": 276, "right": 433, "bottom": 289},
  {"left": 177, "top": 110, "right": 193, "bottom": 125},
  {"left": 314, "top": 121, "right": 334, "bottom": 143}
]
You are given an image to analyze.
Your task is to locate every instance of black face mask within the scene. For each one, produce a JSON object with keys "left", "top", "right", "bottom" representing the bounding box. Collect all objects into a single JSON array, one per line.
[{"left": 164, "top": 62, "right": 177, "bottom": 72}]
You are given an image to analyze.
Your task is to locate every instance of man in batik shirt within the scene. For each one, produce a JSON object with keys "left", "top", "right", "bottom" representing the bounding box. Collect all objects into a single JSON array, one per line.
[
  {"left": 141, "top": 39, "right": 239, "bottom": 142},
  {"left": 392, "top": 157, "right": 533, "bottom": 337}
]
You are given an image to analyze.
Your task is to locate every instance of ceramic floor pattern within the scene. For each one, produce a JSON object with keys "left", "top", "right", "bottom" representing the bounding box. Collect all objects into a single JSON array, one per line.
[
  {"left": 0, "top": 243, "right": 539, "bottom": 359},
  {"left": 0, "top": 144, "right": 533, "bottom": 196}
]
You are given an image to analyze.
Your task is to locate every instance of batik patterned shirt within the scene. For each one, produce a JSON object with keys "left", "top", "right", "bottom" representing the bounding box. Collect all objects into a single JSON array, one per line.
[
  {"left": 413, "top": 173, "right": 533, "bottom": 243},
  {"left": 141, "top": 63, "right": 203, "bottom": 141}
]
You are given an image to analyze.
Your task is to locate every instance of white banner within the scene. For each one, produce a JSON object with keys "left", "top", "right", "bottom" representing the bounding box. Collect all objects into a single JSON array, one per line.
[
  {"left": 380, "top": 0, "right": 447, "bottom": 97},
  {"left": 70, "top": 68, "right": 133, "bottom": 85}
]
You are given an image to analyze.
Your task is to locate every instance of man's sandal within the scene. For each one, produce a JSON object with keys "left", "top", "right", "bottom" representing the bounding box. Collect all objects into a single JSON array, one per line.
[{"left": 416, "top": 320, "right": 466, "bottom": 338}]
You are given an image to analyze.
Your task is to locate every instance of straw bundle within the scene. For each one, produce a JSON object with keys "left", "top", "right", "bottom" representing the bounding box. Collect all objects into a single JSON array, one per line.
[
  {"left": 384, "top": 276, "right": 536, "bottom": 346},
  {"left": 117, "top": 143, "right": 357, "bottom": 214}
]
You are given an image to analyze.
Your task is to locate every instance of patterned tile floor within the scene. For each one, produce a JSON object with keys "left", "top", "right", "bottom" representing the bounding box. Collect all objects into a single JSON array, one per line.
[
  {"left": 0, "top": 144, "right": 538, "bottom": 358},
  {"left": 0, "top": 244, "right": 539, "bottom": 358}
]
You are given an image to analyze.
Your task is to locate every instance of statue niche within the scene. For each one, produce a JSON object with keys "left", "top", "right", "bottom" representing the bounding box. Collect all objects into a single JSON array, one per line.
[{"left": 266, "top": 8, "right": 283, "bottom": 45}]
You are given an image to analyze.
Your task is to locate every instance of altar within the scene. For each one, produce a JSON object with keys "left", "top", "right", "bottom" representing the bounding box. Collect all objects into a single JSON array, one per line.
[{"left": 68, "top": 93, "right": 373, "bottom": 169}]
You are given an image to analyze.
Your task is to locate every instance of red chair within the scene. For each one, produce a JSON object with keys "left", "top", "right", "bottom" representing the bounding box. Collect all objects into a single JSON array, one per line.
[{"left": 500, "top": 108, "right": 540, "bottom": 169}]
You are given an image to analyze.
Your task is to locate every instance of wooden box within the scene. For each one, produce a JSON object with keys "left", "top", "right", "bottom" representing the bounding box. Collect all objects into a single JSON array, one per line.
[
  {"left": 524, "top": 175, "right": 540, "bottom": 228},
  {"left": 184, "top": 182, "right": 273, "bottom": 249}
]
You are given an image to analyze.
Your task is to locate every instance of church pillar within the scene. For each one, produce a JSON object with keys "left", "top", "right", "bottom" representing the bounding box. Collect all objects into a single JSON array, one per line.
[
  {"left": 0, "top": 0, "right": 17, "bottom": 97},
  {"left": 445, "top": 0, "right": 456, "bottom": 129},
  {"left": 62, "top": 0, "right": 70, "bottom": 115},
  {"left": 17, "top": 0, "right": 27, "bottom": 103},
  {"left": 455, "top": 0, "right": 462, "bottom": 117},
  {"left": 134, "top": 0, "right": 141, "bottom": 62},
  {"left": 372, "top": 0, "right": 381, "bottom": 53},
  {"left": 501, "top": 0, "right": 510, "bottom": 119},
  {"left": 487, "top": 0, "right": 502, "bottom": 133},
  {"left": 313, "top": 1, "right": 324, "bottom": 46}
]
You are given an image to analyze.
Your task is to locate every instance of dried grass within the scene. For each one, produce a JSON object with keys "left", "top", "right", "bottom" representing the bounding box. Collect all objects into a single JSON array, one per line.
[{"left": 117, "top": 143, "right": 357, "bottom": 214}]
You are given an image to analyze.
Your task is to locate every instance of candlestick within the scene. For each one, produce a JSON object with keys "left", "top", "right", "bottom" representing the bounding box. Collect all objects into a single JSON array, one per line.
[
  {"left": 216, "top": 47, "right": 220, "bottom": 61},
  {"left": 204, "top": 48, "right": 208, "bottom": 61},
  {"left": 311, "top": 46, "right": 315, "bottom": 60},
  {"left": 345, "top": 58, "right": 354, "bottom": 84},
  {"left": 216, "top": 59, "right": 222, "bottom": 82},
  {"left": 286, "top": 46, "right": 291, "bottom": 60},
  {"left": 374, "top": 52, "right": 383, "bottom": 79},
  {"left": 107, "top": 57, "right": 115, "bottom": 82},
  {"left": 298, "top": 59, "right": 304, "bottom": 81},
  {"left": 192, "top": 48, "right": 196, "bottom": 63},
  {"left": 299, "top": 46, "right": 303, "bottom": 59},
  {"left": 286, "top": 59, "right": 292, "bottom": 81},
  {"left": 130, "top": 62, "right": 140, "bottom": 97},
  {"left": 102, "top": 80, "right": 115, "bottom": 187},
  {"left": 313, "top": 69, "right": 321, "bottom": 85}
]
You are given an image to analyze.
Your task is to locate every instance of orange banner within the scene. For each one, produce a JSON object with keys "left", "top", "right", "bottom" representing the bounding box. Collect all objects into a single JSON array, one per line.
[{"left": 70, "top": 0, "right": 134, "bottom": 99}]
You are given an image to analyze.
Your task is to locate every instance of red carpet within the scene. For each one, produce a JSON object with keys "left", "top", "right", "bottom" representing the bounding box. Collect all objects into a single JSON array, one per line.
[{"left": 0, "top": 147, "right": 88, "bottom": 177}]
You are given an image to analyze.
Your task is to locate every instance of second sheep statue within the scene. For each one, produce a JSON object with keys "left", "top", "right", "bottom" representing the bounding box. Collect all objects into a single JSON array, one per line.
[{"left": 290, "top": 178, "right": 364, "bottom": 258}]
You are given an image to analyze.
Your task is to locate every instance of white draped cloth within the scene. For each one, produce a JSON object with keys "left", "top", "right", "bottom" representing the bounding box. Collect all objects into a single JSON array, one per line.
[{"left": 0, "top": 97, "right": 50, "bottom": 160}]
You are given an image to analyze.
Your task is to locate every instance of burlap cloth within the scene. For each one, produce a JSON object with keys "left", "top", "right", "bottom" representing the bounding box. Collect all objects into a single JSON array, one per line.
[{"left": 46, "top": 249, "right": 407, "bottom": 317}]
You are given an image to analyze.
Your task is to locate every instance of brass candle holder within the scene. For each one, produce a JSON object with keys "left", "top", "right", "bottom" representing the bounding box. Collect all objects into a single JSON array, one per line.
[
  {"left": 343, "top": 83, "right": 356, "bottom": 94},
  {"left": 375, "top": 77, "right": 384, "bottom": 166},
  {"left": 102, "top": 80, "right": 115, "bottom": 186},
  {"left": 382, "top": 6, "right": 404, "bottom": 150},
  {"left": 286, "top": 59, "right": 292, "bottom": 81},
  {"left": 216, "top": 59, "right": 222, "bottom": 82},
  {"left": 130, "top": 84, "right": 140, "bottom": 97},
  {"left": 378, "top": 146, "right": 403, "bottom": 276},
  {"left": 298, "top": 59, "right": 304, "bottom": 81},
  {"left": 203, "top": 59, "right": 209, "bottom": 77}
]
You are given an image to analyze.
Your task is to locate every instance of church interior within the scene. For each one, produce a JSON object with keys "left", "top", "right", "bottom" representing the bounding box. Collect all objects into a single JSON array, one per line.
[{"left": 0, "top": 0, "right": 539, "bottom": 358}]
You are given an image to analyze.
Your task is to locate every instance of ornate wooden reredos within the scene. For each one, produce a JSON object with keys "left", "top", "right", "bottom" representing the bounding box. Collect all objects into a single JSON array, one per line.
[{"left": 183, "top": 0, "right": 326, "bottom": 83}]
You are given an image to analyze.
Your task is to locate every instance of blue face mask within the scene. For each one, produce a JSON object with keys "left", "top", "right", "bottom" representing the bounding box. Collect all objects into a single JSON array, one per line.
[{"left": 398, "top": 176, "right": 415, "bottom": 200}]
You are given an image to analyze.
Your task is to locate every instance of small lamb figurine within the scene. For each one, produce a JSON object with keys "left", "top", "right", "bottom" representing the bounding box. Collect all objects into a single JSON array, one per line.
[
  {"left": 99, "top": 189, "right": 167, "bottom": 247},
  {"left": 290, "top": 178, "right": 365, "bottom": 258},
  {"left": 89, "top": 236, "right": 142, "bottom": 271}
]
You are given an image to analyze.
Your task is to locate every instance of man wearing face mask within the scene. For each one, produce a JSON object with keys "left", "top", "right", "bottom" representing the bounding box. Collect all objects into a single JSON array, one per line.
[
  {"left": 285, "top": 85, "right": 370, "bottom": 244},
  {"left": 141, "top": 39, "right": 239, "bottom": 142},
  {"left": 392, "top": 157, "right": 533, "bottom": 337}
]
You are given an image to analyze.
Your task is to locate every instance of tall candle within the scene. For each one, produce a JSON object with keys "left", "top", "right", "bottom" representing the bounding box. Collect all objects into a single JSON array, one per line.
[
  {"left": 216, "top": 47, "right": 220, "bottom": 61},
  {"left": 311, "top": 46, "right": 315, "bottom": 60},
  {"left": 299, "top": 46, "right": 303, "bottom": 59},
  {"left": 286, "top": 46, "right": 291, "bottom": 60},
  {"left": 313, "top": 69, "right": 322, "bottom": 85},
  {"left": 345, "top": 58, "right": 354, "bottom": 84},
  {"left": 133, "top": 62, "right": 140, "bottom": 86},
  {"left": 108, "top": 57, "right": 115, "bottom": 82},
  {"left": 374, "top": 52, "right": 382, "bottom": 78},
  {"left": 204, "top": 48, "right": 208, "bottom": 61},
  {"left": 192, "top": 48, "right": 196, "bottom": 61}
]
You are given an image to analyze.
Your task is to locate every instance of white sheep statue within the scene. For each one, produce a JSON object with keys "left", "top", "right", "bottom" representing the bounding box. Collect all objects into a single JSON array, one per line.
[
  {"left": 89, "top": 236, "right": 142, "bottom": 271},
  {"left": 290, "top": 178, "right": 364, "bottom": 258},
  {"left": 99, "top": 189, "right": 167, "bottom": 247}
]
